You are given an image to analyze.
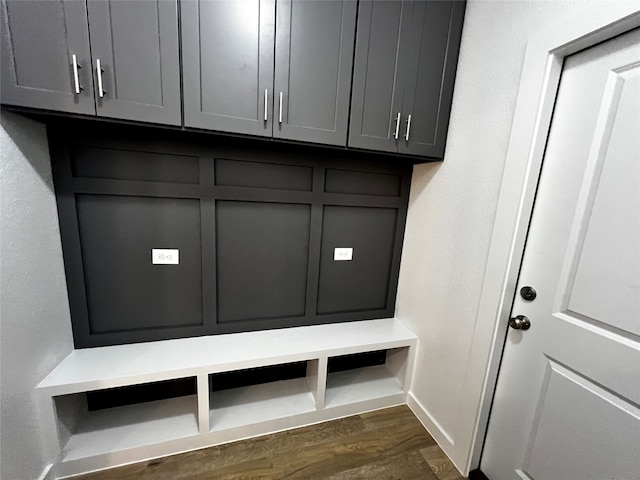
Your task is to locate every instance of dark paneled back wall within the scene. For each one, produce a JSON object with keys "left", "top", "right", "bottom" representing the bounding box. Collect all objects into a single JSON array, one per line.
[{"left": 49, "top": 124, "right": 411, "bottom": 348}]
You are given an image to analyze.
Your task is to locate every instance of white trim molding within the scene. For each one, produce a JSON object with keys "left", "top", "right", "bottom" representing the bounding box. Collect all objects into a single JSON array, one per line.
[
  {"left": 459, "top": 3, "right": 640, "bottom": 474},
  {"left": 37, "top": 463, "right": 56, "bottom": 480},
  {"left": 408, "top": 391, "right": 455, "bottom": 447}
]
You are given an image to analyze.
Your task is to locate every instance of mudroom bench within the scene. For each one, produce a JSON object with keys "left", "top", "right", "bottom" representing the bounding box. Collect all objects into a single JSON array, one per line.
[{"left": 38, "top": 318, "right": 417, "bottom": 478}]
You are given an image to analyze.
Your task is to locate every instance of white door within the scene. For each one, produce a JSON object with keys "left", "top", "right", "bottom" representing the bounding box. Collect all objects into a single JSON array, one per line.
[{"left": 481, "top": 28, "right": 640, "bottom": 480}]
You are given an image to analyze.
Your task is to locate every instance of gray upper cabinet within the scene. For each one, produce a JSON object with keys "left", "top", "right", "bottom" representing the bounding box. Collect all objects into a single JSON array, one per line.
[
  {"left": 273, "top": 0, "right": 356, "bottom": 146},
  {"left": 2, "top": 0, "right": 464, "bottom": 159},
  {"left": 0, "top": 0, "right": 95, "bottom": 115},
  {"left": 87, "top": 0, "right": 181, "bottom": 126},
  {"left": 182, "top": 0, "right": 355, "bottom": 146},
  {"left": 181, "top": 0, "right": 276, "bottom": 137},
  {"left": 349, "top": 0, "right": 465, "bottom": 158},
  {"left": 398, "top": 1, "right": 465, "bottom": 157},
  {"left": 348, "top": 0, "right": 412, "bottom": 153},
  {"left": 1, "top": 0, "right": 181, "bottom": 125}
]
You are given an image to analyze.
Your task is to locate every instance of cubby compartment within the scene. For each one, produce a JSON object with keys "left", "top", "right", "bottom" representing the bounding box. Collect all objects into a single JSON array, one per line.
[
  {"left": 54, "top": 378, "right": 199, "bottom": 462},
  {"left": 208, "top": 361, "right": 320, "bottom": 432},
  {"left": 325, "top": 347, "right": 410, "bottom": 408}
]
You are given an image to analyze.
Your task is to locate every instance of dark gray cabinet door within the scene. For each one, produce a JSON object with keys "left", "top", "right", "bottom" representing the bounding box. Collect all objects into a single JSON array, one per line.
[
  {"left": 0, "top": 0, "right": 95, "bottom": 114},
  {"left": 181, "top": 0, "right": 275, "bottom": 137},
  {"left": 398, "top": 0, "right": 465, "bottom": 157},
  {"left": 86, "top": 0, "right": 181, "bottom": 126},
  {"left": 348, "top": 0, "right": 413, "bottom": 153},
  {"left": 273, "top": 0, "right": 356, "bottom": 146}
]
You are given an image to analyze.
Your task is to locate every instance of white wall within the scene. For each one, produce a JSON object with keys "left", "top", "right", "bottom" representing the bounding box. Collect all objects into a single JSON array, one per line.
[
  {"left": 395, "top": 0, "right": 620, "bottom": 473},
  {"left": 0, "top": 111, "right": 74, "bottom": 480}
]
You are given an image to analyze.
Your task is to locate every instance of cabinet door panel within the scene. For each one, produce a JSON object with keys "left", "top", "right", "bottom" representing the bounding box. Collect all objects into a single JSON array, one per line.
[
  {"left": 398, "top": 0, "right": 465, "bottom": 157},
  {"left": 87, "top": 0, "right": 181, "bottom": 125},
  {"left": 348, "top": 0, "right": 412, "bottom": 153},
  {"left": 274, "top": 0, "right": 356, "bottom": 146},
  {"left": 0, "top": 0, "right": 95, "bottom": 114},
  {"left": 182, "top": 0, "right": 275, "bottom": 136}
]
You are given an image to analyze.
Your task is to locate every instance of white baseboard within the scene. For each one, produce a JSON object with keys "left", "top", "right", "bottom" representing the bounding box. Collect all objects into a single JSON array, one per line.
[
  {"left": 407, "top": 392, "right": 467, "bottom": 476},
  {"left": 37, "top": 463, "right": 56, "bottom": 480}
]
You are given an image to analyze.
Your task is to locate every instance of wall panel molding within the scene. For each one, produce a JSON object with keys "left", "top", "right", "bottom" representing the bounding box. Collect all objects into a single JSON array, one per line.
[{"left": 49, "top": 122, "right": 411, "bottom": 348}]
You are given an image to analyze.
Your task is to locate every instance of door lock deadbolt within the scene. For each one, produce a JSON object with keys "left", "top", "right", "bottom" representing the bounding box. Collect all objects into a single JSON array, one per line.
[{"left": 520, "top": 286, "right": 537, "bottom": 301}]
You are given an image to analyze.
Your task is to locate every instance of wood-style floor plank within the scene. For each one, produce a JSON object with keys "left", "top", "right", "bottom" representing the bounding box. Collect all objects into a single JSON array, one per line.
[
  {"left": 73, "top": 406, "right": 466, "bottom": 480},
  {"left": 420, "top": 445, "right": 465, "bottom": 480}
]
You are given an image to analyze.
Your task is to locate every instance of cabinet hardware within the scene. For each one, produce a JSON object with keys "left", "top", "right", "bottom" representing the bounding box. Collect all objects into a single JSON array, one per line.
[
  {"left": 278, "top": 92, "right": 283, "bottom": 124},
  {"left": 394, "top": 112, "right": 401, "bottom": 140},
  {"left": 96, "top": 59, "right": 106, "bottom": 98},
  {"left": 405, "top": 114, "right": 412, "bottom": 141},
  {"left": 264, "top": 88, "right": 268, "bottom": 121},
  {"left": 72, "top": 54, "right": 83, "bottom": 94}
]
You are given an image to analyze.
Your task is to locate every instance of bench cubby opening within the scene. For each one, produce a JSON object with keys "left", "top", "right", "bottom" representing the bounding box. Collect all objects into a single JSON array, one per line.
[
  {"left": 53, "top": 378, "right": 199, "bottom": 462},
  {"left": 208, "top": 361, "right": 320, "bottom": 432},
  {"left": 325, "top": 347, "right": 411, "bottom": 408}
]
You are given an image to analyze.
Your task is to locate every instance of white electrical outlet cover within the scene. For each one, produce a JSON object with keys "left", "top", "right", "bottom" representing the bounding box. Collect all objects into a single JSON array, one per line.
[
  {"left": 152, "top": 249, "right": 179, "bottom": 265},
  {"left": 334, "top": 247, "right": 353, "bottom": 261}
]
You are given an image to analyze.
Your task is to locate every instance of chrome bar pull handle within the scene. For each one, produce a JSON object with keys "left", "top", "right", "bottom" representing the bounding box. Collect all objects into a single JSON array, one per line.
[
  {"left": 278, "top": 92, "right": 283, "bottom": 124},
  {"left": 72, "top": 54, "right": 82, "bottom": 94},
  {"left": 393, "top": 112, "right": 401, "bottom": 140},
  {"left": 96, "top": 59, "right": 105, "bottom": 98},
  {"left": 405, "top": 114, "right": 412, "bottom": 141},
  {"left": 264, "top": 88, "right": 268, "bottom": 121}
]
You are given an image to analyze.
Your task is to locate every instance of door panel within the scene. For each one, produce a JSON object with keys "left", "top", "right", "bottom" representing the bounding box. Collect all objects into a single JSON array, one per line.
[
  {"left": 348, "top": 0, "right": 410, "bottom": 153},
  {"left": 566, "top": 66, "right": 640, "bottom": 335},
  {"left": 274, "top": 0, "right": 356, "bottom": 146},
  {"left": 481, "top": 29, "right": 640, "bottom": 480},
  {"left": 0, "top": 0, "right": 95, "bottom": 114},
  {"left": 525, "top": 359, "right": 639, "bottom": 480},
  {"left": 181, "top": 0, "right": 275, "bottom": 136},
  {"left": 87, "top": 0, "right": 181, "bottom": 125},
  {"left": 398, "top": 0, "right": 465, "bottom": 157}
]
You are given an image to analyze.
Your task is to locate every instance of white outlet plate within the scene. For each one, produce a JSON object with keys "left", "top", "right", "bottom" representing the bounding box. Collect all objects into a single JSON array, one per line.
[
  {"left": 152, "top": 249, "right": 179, "bottom": 265},
  {"left": 334, "top": 247, "right": 353, "bottom": 261}
]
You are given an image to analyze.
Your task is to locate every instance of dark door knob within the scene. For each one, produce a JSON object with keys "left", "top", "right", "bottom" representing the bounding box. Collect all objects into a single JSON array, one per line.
[
  {"left": 509, "top": 315, "right": 531, "bottom": 330},
  {"left": 520, "top": 286, "right": 537, "bottom": 301}
]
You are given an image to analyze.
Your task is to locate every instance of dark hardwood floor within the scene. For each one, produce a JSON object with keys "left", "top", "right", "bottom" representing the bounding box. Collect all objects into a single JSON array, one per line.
[{"left": 74, "top": 406, "right": 466, "bottom": 480}]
